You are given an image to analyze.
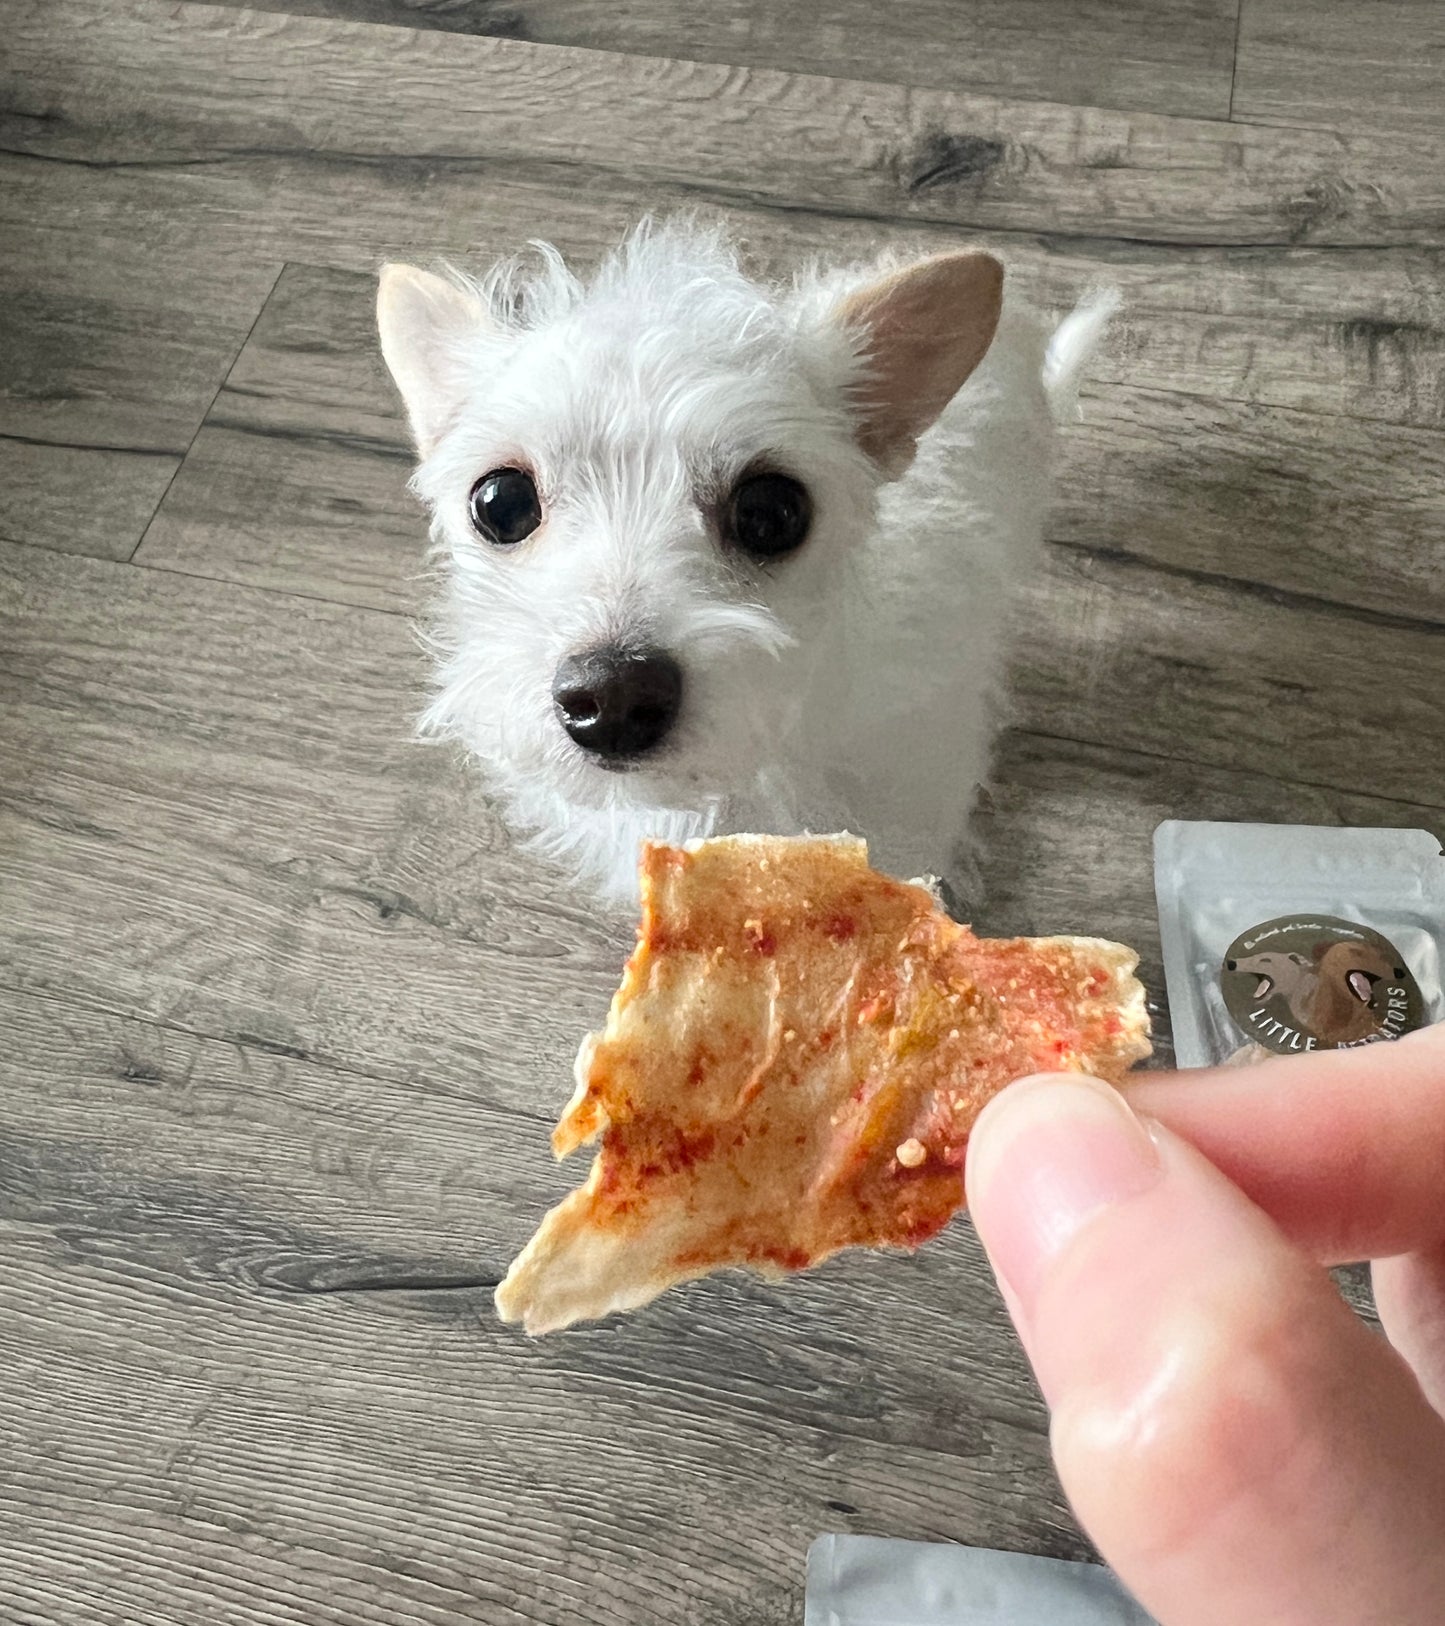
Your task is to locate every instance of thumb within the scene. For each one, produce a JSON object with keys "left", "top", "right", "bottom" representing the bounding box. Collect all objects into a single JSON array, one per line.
[{"left": 965, "top": 1074, "right": 1445, "bottom": 1626}]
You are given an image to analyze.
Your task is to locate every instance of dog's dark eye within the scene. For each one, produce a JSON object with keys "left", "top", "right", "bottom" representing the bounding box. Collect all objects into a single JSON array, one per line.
[
  {"left": 726, "top": 472, "right": 811, "bottom": 559},
  {"left": 469, "top": 467, "right": 541, "bottom": 546}
]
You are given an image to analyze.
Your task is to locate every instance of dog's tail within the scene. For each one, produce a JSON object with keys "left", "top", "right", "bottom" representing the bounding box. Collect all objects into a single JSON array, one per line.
[{"left": 1043, "top": 287, "right": 1120, "bottom": 422}]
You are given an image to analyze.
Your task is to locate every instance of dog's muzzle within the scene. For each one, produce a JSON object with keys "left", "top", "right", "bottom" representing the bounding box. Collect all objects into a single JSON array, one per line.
[{"left": 552, "top": 645, "right": 683, "bottom": 764}]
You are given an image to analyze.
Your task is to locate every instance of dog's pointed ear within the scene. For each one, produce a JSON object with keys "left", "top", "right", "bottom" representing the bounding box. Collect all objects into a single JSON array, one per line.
[
  {"left": 377, "top": 264, "right": 493, "bottom": 457},
  {"left": 834, "top": 251, "right": 1003, "bottom": 473}
]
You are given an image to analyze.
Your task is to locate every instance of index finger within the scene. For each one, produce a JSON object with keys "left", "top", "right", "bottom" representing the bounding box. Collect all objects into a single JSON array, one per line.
[{"left": 1127, "top": 1022, "right": 1445, "bottom": 1264}]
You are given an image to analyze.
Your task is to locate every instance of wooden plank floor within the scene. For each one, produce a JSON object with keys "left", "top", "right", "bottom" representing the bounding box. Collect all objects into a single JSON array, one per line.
[
  {"left": 195, "top": 0, "right": 1244, "bottom": 118},
  {"left": 1, "top": 4, "right": 1442, "bottom": 1622},
  {"left": 1234, "top": 0, "right": 1445, "bottom": 132}
]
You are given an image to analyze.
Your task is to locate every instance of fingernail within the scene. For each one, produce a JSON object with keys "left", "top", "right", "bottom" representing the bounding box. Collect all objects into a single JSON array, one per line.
[{"left": 967, "top": 1075, "right": 1162, "bottom": 1323}]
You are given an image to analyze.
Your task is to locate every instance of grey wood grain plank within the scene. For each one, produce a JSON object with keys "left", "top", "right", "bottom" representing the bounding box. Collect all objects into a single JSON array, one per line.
[
  {"left": 10, "top": 145, "right": 1440, "bottom": 434},
  {"left": 0, "top": 1211, "right": 1056, "bottom": 1626},
  {"left": 0, "top": 540, "right": 636, "bottom": 1112},
  {"left": 6, "top": 10, "right": 1444, "bottom": 433},
  {"left": 136, "top": 264, "right": 421, "bottom": 602},
  {"left": 1012, "top": 542, "right": 1445, "bottom": 809},
  {"left": 6, "top": 0, "right": 1442, "bottom": 252},
  {"left": 190, "top": 0, "right": 1242, "bottom": 120},
  {"left": 136, "top": 264, "right": 1445, "bottom": 630},
  {"left": 135, "top": 417, "right": 420, "bottom": 606},
  {"left": 1053, "top": 383, "right": 1445, "bottom": 625},
  {"left": 0, "top": 440, "right": 180, "bottom": 562},
  {"left": 0, "top": 987, "right": 552, "bottom": 1274},
  {"left": 0, "top": 230, "right": 279, "bottom": 558},
  {"left": 1234, "top": 0, "right": 1445, "bottom": 133},
  {"left": 104, "top": 168, "right": 1445, "bottom": 431}
]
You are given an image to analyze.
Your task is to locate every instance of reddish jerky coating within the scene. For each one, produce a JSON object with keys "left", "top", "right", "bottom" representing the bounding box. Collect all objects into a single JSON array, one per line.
[{"left": 496, "top": 835, "right": 1150, "bottom": 1334}]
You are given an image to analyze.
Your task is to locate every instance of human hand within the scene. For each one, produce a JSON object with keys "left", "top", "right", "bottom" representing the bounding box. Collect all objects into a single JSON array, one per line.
[{"left": 965, "top": 1023, "right": 1445, "bottom": 1626}]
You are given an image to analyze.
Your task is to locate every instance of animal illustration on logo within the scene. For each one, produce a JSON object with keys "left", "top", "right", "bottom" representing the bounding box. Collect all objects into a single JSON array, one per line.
[{"left": 1227, "top": 940, "right": 1409, "bottom": 1046}]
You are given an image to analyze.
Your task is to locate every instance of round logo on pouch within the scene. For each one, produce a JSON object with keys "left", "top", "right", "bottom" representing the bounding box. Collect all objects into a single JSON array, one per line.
[{"left": 1221, "top": 915, "right": 1422, "bottom": 1054}]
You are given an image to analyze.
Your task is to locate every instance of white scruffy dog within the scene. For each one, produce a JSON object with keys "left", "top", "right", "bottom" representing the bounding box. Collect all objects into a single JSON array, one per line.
[{"left": 377, "top": 221, "right": 1111, "bottom": 904}]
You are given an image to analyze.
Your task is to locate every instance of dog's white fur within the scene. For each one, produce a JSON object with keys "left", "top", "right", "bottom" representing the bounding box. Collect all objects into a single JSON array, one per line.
[{"left": 378, "top": 220, "right": 1113, "bottom": 904}]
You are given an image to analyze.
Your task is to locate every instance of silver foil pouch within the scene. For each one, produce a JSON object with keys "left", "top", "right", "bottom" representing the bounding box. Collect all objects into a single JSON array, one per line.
[
  {"left": 805, "top": 1535, "right": 1155, "bottom": 1625},
  {"left": 1154, "top": 821, "right": 1445, "bottom": 1068}
]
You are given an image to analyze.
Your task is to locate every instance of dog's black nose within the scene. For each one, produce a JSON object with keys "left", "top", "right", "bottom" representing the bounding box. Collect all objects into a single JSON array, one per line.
[{"left": 552, "top": 646, "right": 683, "bottom": 760}]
